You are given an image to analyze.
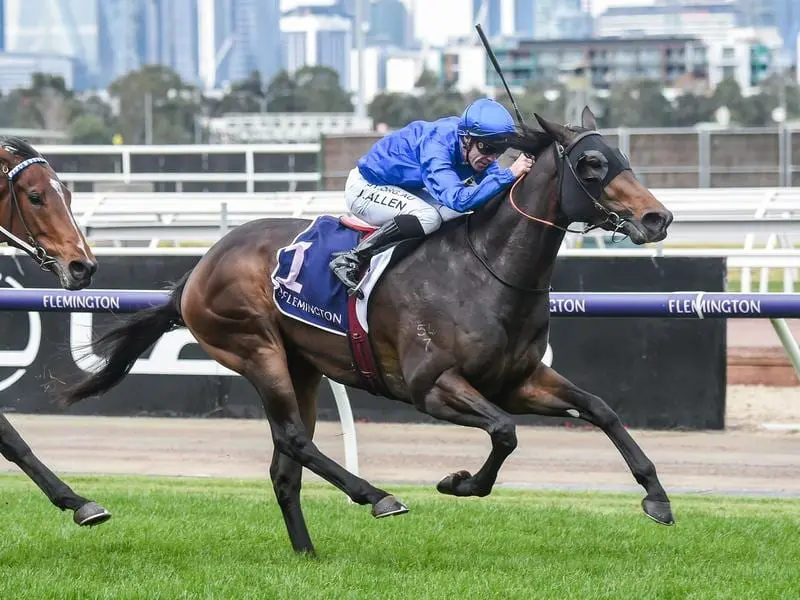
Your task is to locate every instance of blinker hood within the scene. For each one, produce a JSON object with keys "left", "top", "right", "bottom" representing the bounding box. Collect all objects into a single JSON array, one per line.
[{"left": 557, "top": 131, "right": 632, "bottom": 223}]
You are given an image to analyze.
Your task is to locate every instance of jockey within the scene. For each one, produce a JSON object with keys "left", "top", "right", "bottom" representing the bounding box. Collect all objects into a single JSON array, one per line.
[{"left": 330, "top": 97, "right": 534, "bottom": 296}]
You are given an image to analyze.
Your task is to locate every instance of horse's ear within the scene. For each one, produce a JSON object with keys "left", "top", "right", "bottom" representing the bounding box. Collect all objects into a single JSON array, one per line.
[
  {"left": 581, "top": 106, "right": 598, "bottom": 130},
  {"left": 534, "top": 113, "right": 570, "bottom": 145}
]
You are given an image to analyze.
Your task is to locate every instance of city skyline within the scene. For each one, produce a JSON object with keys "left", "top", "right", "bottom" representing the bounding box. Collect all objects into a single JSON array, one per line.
[{"left": 0, "top": 0, "right": 795, "bottom": 96}]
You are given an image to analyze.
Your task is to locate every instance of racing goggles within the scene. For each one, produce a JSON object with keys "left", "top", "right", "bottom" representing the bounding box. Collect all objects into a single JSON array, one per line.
[{"left": 474, "top": 139, "right": 507, "bottom": 156}]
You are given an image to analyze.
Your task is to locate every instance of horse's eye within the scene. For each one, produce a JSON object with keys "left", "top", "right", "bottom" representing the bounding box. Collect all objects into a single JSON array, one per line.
[
  {"left": 584, "top": 156, "right": 602, "bottom": 168},
  {"left": 28, "top": 193, "right": 43, "bottom": 206}
]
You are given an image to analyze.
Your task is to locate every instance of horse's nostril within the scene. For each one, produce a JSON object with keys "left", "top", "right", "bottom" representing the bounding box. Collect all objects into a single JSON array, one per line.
[
  {"left": 641, "top": 211, "right": 668, "bottom": 233},
  {"left": 69, "top": 260, "right": 96, "bottom": 280}
]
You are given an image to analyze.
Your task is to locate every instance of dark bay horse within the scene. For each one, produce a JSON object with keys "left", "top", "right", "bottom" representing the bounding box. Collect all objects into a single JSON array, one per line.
[
  {"left": 0, "top": 137, "right": 110, "bottom": 526},
  {"left": 61, "top": 108, "right": 674, "bottom": 554}
]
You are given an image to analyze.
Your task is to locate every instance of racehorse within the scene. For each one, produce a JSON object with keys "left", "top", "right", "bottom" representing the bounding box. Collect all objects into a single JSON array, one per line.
[
  {"left": 60, "top": 108, "right": 674, "bottom": 554},
  {"left": 0, "top": 137, "right": 110, "bottom": 526}
]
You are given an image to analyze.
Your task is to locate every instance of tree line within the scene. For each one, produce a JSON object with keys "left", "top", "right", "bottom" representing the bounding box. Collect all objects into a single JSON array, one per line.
[{"left": 2, "top": 65, "right": 797, "bottom": 145}]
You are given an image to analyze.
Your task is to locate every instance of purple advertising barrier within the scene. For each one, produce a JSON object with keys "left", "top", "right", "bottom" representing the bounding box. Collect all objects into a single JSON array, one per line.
[
  {"left": 0, "top": 289, "right": 171, "bottom": 313},
  {"left": 548, "top": 292, "right": 800, "bottom": 318},
  {"left": 0, "top": 289, "right": 798, "bottom": 318}
]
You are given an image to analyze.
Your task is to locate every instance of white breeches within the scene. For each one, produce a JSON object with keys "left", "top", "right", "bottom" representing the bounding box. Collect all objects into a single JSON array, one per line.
[{"left": 344, "top": 167, "right": 465, "bottom": 235}]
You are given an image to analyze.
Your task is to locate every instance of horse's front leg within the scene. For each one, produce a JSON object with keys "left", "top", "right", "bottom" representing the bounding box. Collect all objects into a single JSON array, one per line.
[
  {"left": 504, "top": 364, "right": 674, "bottom": 525},
  {"left": 412, "top": 369, "right": 518, "bottom": 497}
]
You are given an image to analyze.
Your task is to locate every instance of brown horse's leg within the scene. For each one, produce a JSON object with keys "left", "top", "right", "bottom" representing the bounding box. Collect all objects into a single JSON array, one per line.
[
  {"left": 505, "top": 364, "right": 674, "bottom": 525},
  {"left": 269, "top": 356, "right": 321, "bottom": 555},
  {"left": 217, "top": 341, "right": 407, "bottom": 524},
  {"left": 413, "top": 369, "right": 518, "bottom": 498},
  {"left": 0, "top": 413, "right": 111, "bottom": 526}
]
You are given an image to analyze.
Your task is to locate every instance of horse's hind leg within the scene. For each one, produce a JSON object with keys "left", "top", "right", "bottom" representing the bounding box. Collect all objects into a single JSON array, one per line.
[
  {"left": 0, "top": 413, "right": 111, "bottom": 526},
  {"left": 249, "top": 346, "right": 403, "bottom": 509},
  {"left": 203, "top": 337, "right": 407, "bottom": 536},
  {"left": 506, "top": 365, "right": 674, "bottom": 525},
  {"left": 269, "top": 356, "right": 322, "bottom": 555}
]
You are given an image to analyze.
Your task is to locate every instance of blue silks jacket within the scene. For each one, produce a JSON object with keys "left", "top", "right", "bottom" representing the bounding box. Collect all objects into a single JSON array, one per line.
[{"left": 356, "top": 117, "right": 516, "bottom": 213}]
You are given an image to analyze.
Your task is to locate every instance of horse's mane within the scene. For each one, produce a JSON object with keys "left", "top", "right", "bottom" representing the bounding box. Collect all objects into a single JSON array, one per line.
[
  {"left": 466, "top": 122, "right": 558, "bottom": 221},
  {"left": 500, "top": 123, "right": 555, "bottom": 159},
  {"left": 0, "top": 136, "right": 42, "bottom": 160}
]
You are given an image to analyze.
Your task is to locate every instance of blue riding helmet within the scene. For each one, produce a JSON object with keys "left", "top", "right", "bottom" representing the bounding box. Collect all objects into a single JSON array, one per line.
[{"left": 457, "top": 98, "right": 516, "bottom": 138}]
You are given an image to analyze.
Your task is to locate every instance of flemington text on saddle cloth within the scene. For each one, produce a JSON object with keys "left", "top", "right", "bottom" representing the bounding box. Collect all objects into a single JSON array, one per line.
[{"left": 270, "top": 215, "right": 395, "bottom": 336}]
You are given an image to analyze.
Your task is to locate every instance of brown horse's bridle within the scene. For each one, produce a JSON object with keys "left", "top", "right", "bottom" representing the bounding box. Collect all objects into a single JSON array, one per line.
[
  {"left": 465, "top": 133, "right": 630, "bottom": 293},
  {"left": 507, "top": 132, "right": 628, "bottom": 240},
  {"left": 0, "top": 156, "right": 58, "bottom": 271}
]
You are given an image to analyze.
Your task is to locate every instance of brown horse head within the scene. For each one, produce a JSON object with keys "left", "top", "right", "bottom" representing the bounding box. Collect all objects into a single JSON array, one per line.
[
  {"left": 0, "top": 138, "right": 96, "bottom": 290},
  {"left": 533, "top": 106, "right": 673, "bottom": 244}
]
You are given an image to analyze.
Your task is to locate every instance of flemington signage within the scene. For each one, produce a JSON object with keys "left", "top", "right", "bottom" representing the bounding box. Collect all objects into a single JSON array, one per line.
[
  {"left": 0, "top": 277, "right": 232, "bottom": 380},
  {"left": 667, "top": 297, "right": 762, "bottom": 316},
  {"left": 42, "top": 294, "right": 122, "bottom": 311},
  {"left": 549, "top": 297, "right": 587, "bottom": 313},
  {"left": 0, "top": 254, "right": 727, "bottom": 429}
]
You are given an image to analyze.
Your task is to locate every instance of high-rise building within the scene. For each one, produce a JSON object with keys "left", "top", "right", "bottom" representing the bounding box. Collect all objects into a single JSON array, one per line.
[
  {"left": 196, "top": 0, "right": 281, "bottom": 89},
  {"left": 281, "top": 5, "right": 352, "bottom": 87},
  {"left": 719, "top": 1, "right": 798, "bottom": 61},
  {"left": 1, "top": 0, "right": 285, "bottom": 92},
  {"left": 97, "top": 0, "right": 144, "bottom": 87},
  {"left": 227, "top": 0, "right": 281, "bottom": 84},
  {"left": 154, "top": 0, "right": 199, "bottom": 85},
  {"left": 368, "top": 0, "right": 410, "bottom": 48},
  {"left": 473, "top": 0, "right": 501, "bottom": 37},
  {"left": 0, "top": 52, "right": 77, "bottom": 93},
  {"left": 470, "top": 0, "right": 590, "bottom": 40},
  {"left": 514, "top": 0, "right": 534, "bottom": 37},
  {"left": 737, "top": 0, "right": 774, "bottom": 27},
  {"left": 0, "top": 0, "right": 5, "bottom": 51},
  {"left": 534, "top": 0, "right": 591, "bottom": 39},
  {"left": 338, "top": 0, "right": 356, "bottom": 16},
  {"left": 4, "top": 0, "right": 101, "bottom": 89},
  {"left": 596, "top": 2, "right": 742, "bottom": 42},
  {"left": 772, "top": 0, "right": 800, "bottom": 62}
]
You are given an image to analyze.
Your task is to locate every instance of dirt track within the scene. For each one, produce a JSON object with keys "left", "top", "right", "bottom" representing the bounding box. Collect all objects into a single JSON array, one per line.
[{"left": 3, "top": 386, "right": 799, "bottom": 498}]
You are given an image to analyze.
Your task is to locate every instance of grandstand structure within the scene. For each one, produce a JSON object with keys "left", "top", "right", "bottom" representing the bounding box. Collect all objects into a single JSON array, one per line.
[
  {"left": 201, "top": 113, "right": 375, "bottom": 144},
  {"left": 36, "top": 125, "right": 800, "bottom": 196}
]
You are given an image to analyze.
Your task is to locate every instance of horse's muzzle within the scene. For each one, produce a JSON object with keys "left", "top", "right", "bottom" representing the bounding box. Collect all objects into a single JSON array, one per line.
[
  {"left": 54, "top": 258, "right": 97, "bottom": 290},
  {"left": 626, "top": 209, "right": 673, "bottom": 244}
]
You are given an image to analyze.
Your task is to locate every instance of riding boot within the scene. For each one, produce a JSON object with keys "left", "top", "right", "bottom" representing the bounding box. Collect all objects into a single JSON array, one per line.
[{"left": 330, "top": 215, "right": 425, "bottom": 297}]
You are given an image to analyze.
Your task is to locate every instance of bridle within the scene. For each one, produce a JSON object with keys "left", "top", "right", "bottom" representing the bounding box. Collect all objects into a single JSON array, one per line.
[
  {"left": 0, "top": 156, "right": 59, "bottom": 271},
  {"left": 466, "top": 131, "right": 631, "bottom": 293},
  {"left": 508, "top": 131, "right": 629, "bottom": 241}
]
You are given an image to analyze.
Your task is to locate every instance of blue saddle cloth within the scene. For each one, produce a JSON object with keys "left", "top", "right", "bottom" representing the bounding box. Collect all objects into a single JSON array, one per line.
[{"left": 270, "top": 216, "right": 361, "bottom": 336}]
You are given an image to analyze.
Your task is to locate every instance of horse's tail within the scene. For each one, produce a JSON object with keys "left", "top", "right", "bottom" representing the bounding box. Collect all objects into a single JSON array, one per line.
[{"left": 60, "top": 271, "right": 191, "bottom": 406}]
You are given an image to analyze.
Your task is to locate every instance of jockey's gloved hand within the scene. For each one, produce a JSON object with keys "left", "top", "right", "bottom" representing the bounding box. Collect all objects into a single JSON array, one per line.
[{"left": 510, "top": 154, "right": 534, "bottom": 179}]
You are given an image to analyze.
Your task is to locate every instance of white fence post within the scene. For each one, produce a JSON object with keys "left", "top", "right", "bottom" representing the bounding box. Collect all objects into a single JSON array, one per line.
[{"left": 327, "top": 378, "right": 359, "bottom": 477}]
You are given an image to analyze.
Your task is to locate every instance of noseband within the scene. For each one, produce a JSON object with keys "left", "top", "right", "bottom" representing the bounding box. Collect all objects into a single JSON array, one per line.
[
  {"left": 508, "top": 131, "right": 630, "bottom": 240},
  {"left": 0, "top": 157, "right": 58, "bottom": 271}
]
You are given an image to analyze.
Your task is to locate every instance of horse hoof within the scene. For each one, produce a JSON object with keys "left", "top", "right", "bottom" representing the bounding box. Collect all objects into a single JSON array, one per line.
[
  {"left": 371, "top": 495, "right": 409, "bottom": 519},
  {"left": 73, "top": 502, "right": 112, "bottom": 527},
  {"left": 642, "top": 498, "right": 674, "bottom": 526},
  {"left": 436, "top": 470, "right": 472, "bottom": 496}
]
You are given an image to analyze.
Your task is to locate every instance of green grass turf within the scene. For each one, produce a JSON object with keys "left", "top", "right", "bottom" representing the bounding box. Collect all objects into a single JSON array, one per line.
[{"left": 1, "top": 474, "right": 798, "bottom": 599}]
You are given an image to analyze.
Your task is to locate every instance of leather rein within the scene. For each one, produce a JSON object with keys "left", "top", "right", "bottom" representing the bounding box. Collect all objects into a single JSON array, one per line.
[{"left": 466, "top": 132, "right": 629, "bottom": 294}]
